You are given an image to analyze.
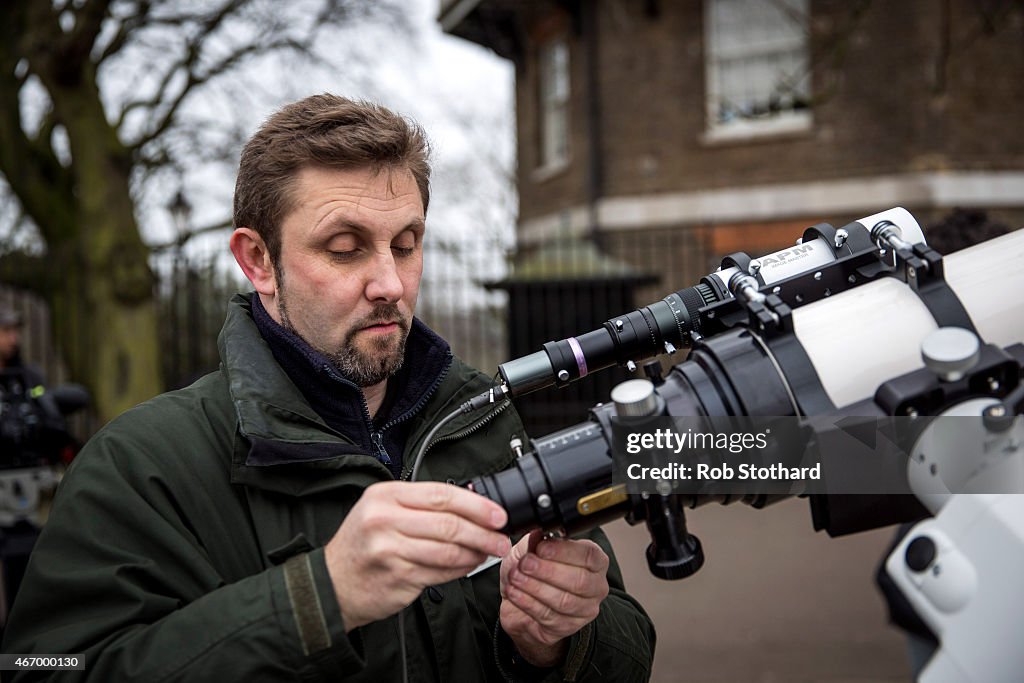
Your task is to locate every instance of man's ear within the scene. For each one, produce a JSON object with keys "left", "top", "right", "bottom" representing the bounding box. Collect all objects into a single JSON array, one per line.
[{"left": 230, "top": 228, "right": 277, "bottom": 296}]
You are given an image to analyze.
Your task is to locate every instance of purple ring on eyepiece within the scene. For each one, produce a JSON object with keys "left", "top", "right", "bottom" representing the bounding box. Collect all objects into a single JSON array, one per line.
[{"left": 567, "top": 337, "right": 588, "bottom": 378}]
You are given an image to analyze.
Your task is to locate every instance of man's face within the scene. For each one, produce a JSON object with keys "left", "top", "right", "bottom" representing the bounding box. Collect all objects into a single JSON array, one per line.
[
  {"left": 0, "top": 325, "right": 19, "bottom": 366},
  {"left": 262, "top": 165, "right": 424, "bottom": 387}
]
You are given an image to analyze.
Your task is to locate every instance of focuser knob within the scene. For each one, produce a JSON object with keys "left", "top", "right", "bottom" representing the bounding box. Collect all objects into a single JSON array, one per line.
[
  {"left": 611, "top": 379, "right": 661, "bottom": 417},
  {"left": 921, "top": 327, "right": 980, "bottom": 382}
]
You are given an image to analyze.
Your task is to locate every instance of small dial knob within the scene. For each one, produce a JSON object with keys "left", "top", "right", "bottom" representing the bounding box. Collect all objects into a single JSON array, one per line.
[
  {"left": 611, "top": 379, "right": 660, "bottom": 417},
  {"left": 921, "top": 327, "right": 980, "bottom": 382},
  {"left": 905, "top": 536, "right": 937, "bottom": 573}
]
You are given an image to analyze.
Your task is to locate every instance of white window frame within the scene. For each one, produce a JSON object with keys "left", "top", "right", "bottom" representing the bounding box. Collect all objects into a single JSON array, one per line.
[
  {"left": 703, "top": 0, "right": 812, "bottom": 143},
  {"left": 536, "top": 35, "right": 570, "bottom": 175}
]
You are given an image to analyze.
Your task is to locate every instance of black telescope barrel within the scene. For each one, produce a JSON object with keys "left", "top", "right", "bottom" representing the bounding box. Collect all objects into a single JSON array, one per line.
[
  {"left": 466, "top": 413, "right": 625, "bottom": 537},
  {"left": 476, "top": 328, "right": 801, "bottom": 540},
  {"left": 498, "top": 284, "right": 720, "bottom": 397}
]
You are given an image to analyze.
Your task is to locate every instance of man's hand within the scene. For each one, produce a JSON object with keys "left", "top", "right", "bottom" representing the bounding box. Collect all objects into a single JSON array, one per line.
[
  {"left": 325, "top": 481, "right": 511, "bottom": 631},
  {"left": 499, "top": 530, "right": 610, "bottom": 668}
]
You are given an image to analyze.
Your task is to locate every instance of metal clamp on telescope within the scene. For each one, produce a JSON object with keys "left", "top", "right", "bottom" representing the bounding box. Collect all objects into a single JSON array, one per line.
[
  {"left": 468, "top": 376, "right": 714, "bottom": 581},
  {"left": 685, "top": 211, "right": 980, "bottom": 417},
  {"left": 696, "top": 211, "right": 977, "bottom": 341},
  {"left": 869, "top": 220, "right": 977, "bottom": 332}
]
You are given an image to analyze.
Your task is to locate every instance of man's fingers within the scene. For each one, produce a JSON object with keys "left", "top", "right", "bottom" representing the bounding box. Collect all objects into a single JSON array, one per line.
[
  {"left": 396, "top": 511, "right": 511, "bottom": 558},
  {"left": 499, "top": 599, "right": 549, "bottom": 645},
  {"left": 391, "top": 536, "right": 491, "bottom": 572},
  {"left": 526, "top": 529, "right": 543, "bottom": 555},
  {"left": 504, "top": 582, "right": 589, "bottom": 635},
  {"left": 508, "top": 565, "right": 602, "bottom": 620},
  {"left": 391, "top": 481, "right": 508, "bottom": 529},
  {"left": 534, "top": 538, "right": 609, "bottom": 574},
  {"left": 392, "top": 560, "right": 492, "bottom": 593}
]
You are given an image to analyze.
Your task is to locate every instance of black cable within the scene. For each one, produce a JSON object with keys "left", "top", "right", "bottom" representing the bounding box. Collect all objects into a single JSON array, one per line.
[
  {"left": 398, "top": 609, "right": 409, "bottom": 683},
  {"left": 399, "top": 380, "right": 509, "bottom": 683},
  {"left": 410, "top": 403, "right": 469, "bottom": 484}
]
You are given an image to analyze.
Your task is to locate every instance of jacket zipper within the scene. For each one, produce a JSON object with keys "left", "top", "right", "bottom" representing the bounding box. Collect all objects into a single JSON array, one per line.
[
  {"left": 371, "top": 431, "right": 391, "bottom": 465},
  {"left": 401, "top": 400, "right": 513, "bottom": 481},
  {"left": 324, "top": 356, "right": 453, "bottom": 473},
  {"left": 374, "top": 357, "right": 452, "bottom": 472}
]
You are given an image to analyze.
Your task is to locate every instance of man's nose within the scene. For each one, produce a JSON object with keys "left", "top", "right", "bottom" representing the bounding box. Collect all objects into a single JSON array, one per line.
[{"left": 365, "top": 252, "right": 404, "bottom": 303}]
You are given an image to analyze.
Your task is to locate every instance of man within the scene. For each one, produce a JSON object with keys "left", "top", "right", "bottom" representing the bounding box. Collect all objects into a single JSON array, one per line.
[
  {"left": 0, "top": 308, "right": 40, "bottom": 384},
  {"left": 4, "top": 95, "right": 655, "bottom": 681},
  {"left": 0, "top": 306, "right": 65, "bottom": 623},
  {"left": 0, "top": 307, "right": 22, "bottom": 370},
  {"left": 0, "top": 305, "right": 49, "bottom": 433}
]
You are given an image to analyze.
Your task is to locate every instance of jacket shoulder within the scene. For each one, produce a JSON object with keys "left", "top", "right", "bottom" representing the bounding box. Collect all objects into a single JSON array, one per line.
[{"left": 72, "top": 371, "right": 236, "bottom": 480}]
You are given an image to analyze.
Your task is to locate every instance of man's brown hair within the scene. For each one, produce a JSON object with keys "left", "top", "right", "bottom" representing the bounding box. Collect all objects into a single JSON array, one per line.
[{"left": 233, "top": 94, "right": 431, "bottom": 265}]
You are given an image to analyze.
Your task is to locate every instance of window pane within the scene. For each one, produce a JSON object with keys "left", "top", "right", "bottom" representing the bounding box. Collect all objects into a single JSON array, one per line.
[
  {"left": 539, "top": 36, "right": 570, "bottom": 167},
  {"left": 708, "top": 0, "right": 810, "bottom": 128}
]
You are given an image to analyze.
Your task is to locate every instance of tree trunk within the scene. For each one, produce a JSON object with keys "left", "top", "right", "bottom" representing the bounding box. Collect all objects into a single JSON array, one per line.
[
  {"left": 46, "top": 80, "right": 163, "bottom": 422},
  {"left": 0, "top": 0, "right": 167, "bottom": 423},
  {"left": 48, "top": 239, "right": 163, "bottom": 423}
]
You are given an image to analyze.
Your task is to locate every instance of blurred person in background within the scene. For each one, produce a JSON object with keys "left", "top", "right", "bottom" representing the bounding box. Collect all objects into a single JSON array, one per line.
[
  {"left": 0, "top": 306, "right": 52, "bottom": 438},
  {"left": 0, "top": 307, "right": 74, "bottom": 633},
  {"left": 0, "top": 308, "right": 42, "bottom": 387}
]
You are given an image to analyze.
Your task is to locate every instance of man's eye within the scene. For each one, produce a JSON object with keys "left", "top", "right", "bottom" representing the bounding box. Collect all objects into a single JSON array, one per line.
[
  {"left": 392, "top": 246, "right": 416, "bottom": 258},
  {"left": 329, "top": 250, "right": 359, "bottom": 261}
]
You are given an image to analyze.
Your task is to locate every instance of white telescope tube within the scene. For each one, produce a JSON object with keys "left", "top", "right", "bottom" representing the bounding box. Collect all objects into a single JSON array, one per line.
[{"left": 793, "top": 229, "right": 1024, "bottom": 408}]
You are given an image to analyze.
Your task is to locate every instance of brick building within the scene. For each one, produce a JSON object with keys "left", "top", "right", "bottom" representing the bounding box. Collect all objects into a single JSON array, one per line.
[
  {"left": 441, "top": 0, "right": 1024, "bottom": 291},
  {"left": 438, "top": 3, "right": 1024, "bottom": 681}
]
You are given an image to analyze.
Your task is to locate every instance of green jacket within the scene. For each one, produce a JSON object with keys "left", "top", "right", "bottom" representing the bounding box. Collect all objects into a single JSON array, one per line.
[{"left": 4, "top": 295, "right": 655, "bottom": 682}]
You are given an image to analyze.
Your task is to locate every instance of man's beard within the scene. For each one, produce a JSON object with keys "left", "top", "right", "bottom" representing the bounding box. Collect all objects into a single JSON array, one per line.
[
  {"left": 330, "top": 304, "right": 409, "bottom": 387},
  {"left": 277, "top": 285, "right": 409, "bottom": 387}
]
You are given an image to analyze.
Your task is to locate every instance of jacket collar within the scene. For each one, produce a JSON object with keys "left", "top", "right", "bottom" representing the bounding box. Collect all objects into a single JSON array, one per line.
[
  {"left": 219, "top": 294, "right": 454, "bottom": 452},
  {"left": 248, "top": 293, "right": 452, "bottom": 443},
  {"left": 219, "top": 294, "right": 332, "bottom": 444}
]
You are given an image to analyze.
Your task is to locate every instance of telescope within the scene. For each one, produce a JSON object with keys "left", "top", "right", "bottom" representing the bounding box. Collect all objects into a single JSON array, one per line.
[{"left": 461, "top": 207, "right": 1024, "bottom": 681}]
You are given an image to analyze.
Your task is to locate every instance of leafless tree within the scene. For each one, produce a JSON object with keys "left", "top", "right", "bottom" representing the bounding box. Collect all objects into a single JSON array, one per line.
[{"left": 0, "top": 0, "right": 407, "bottom": 421}]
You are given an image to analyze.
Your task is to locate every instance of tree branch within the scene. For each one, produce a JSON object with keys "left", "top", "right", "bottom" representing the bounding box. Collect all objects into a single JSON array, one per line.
[
  {"left": 115, "top": 0, "right": 251, "bottom": 132},
  {"left": 97, "top": 0, "right": 155, "bottom": 64},
  {"left": 31, "top": 106, "right": 59, "bottom": 151},
  {"left": 116, "top": 43, "right": 197, "bottom": 130},
  {"left": 68, "top": 0, "right": 113, "bottom": 59},
  {"left": 128, "top": 36, "right": 306, "bottom": 151},
  {"left": 158, "top": 0, "right": 250, "bottom": 32},
  {"left": 148, "top": 217, "right": 233, "bottom": 253},
  {"left": 0, "top": 4, "right": 76, "bottom": 245}
]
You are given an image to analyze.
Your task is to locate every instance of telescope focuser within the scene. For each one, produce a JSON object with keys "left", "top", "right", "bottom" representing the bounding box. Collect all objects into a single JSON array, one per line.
[
  {"left": 612, "top": 379, "right": 705, "bottom": 580},
  {"left": 632, "top": 493, "right": 705, "bottom": 581}
]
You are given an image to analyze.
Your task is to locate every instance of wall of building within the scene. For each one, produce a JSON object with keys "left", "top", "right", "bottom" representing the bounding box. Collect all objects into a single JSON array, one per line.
[
  {"left": 440, "top": 4, "right": 1024, "bottom": 681},
  {"left": 512, "top": 0, "right": 1024, "bottom": 228}
]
